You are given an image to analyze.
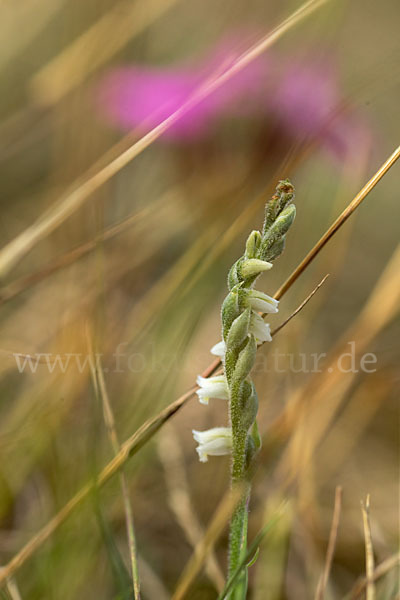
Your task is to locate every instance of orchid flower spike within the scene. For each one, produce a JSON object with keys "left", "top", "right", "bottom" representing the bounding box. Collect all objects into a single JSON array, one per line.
[
  {"left": 192, "top": 427, "right": 232, "bottom": 462},
  {"left": 191, "top": 179, "right": 296, "bottom": 588},
  {"left": 196, "top": 374, "right": 229, "bottom": 405}
]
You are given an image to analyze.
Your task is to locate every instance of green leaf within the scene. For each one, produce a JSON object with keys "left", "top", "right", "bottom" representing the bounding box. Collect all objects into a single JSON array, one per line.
[
  {"left": 246, "top": 546, "right": 260, "bottom": 568},
  {"left": 232, "top": 335, "right": 257, "bottom": 386}
]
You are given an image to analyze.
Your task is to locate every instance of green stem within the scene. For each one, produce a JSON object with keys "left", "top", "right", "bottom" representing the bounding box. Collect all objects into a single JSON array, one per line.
[
  {"left": 228, "top": 483, "right": 250, "bottom": 569},
  {"left": 228, "top": 429, "right": 250, "bottom": 599}
]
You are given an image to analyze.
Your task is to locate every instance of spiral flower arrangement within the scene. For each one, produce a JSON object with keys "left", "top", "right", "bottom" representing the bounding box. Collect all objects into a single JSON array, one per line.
[{"left": 193, "top": 180, "right": 296, "bottom": 596}]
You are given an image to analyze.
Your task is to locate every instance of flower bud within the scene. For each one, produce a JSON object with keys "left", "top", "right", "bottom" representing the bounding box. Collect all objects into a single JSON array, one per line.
[
  {"left": 245, "top": 230, "right": 262, "bottom": 259},
  {"left": 264, "top": 237, "right": 285, "bottom": 262},
  {"left": 240, "top": 258, "right": 273, "bottom": 279},
  {"left": 222, "top": 287, "right": 241, "bottom": 340},
  {"left": 263, "top": 180, "right": 295, "bottom": 234},
  {"left": 227, "top": 258, "right": 242, "bottom": 290},
  {"left": 260, "top": 204, "right": 296, "bottom": 259}
]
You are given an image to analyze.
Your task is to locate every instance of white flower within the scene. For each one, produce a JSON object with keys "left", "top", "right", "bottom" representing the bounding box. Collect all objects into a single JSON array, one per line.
[
  {"left": 246, "top": 289, "right": 279, "bottom": 314},
  {"left": 210, "top": 340, "right": 226, "bottom": 357},
  {"left": 192, "top": 427, "right": 232, "bottom": 462},
  {"left": 196, "top": 375, "right": 229, "bottom": 405},
  {"left": 250, "top": 311, "right": 272, "bottom": 343}
]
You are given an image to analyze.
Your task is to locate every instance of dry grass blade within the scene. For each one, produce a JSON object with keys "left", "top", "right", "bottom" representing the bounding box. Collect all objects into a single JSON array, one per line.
[
  {"left": 276, "top": 244, "right": 400, "bottom": 486},
  {"left": 0, "top": 0, "right": 62, "bottom": 70},
  {"left": 123, "top": 224, "right": 220, "bottom": 340},
  {"left": 0, "top": 385, "right": 197, "bottom": 586},
  {"left": 87, "top": 335, "right": 141, "bottom": 600},
  {"left": 274, "top": 144, "right": 400, "bottom": 300},
  {"left": 361, "top": 495, "right": 376, "bottom": 600},
  {"left": 347, "top": 553, "right": 400, "bottom": 599},
  {"left": 0, "top": 199, "right": 161, "bottom": 306},
  {"left": 0, "top": 575, "right": 22, "bottom": 600},
  {"left": 171, "top": 485, "right": 244, "bottom": 600},
  {"left": 315, "top": 486, "right": 343, "bottom": 600},
  {"left": 0, "top": 386, "right": 197, "bottom": 584},
  {"left": 0, "top": 0, "right": 330, "bottom": 278},
  {"left": 310, "top": 374, "right": 391, "bottom": 487},
  {"left": 271, "top": 274, "right": 329, "bottom": 336},
  {"left": 30, "top": 0, "right": 181, "bottom": 106}
]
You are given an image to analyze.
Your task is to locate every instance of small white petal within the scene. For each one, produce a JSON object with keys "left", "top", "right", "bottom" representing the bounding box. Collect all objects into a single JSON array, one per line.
[
  {"left": 192, "top": 427, "right": 232, "bottom": 462},
  {"left": 195, "top": 390, "right": 209, "bottom": 405},
  {"left": 195, "top": 375, "right": 229, "bottom": 405},
  {"left": 247, "top": 289, "right": 279, "bottom": 314},
  {"left": 210, "top": 340, "right": 226, "bottom": 357},
  {"left": 196, "top": 448, "right": 209, "bottom": 462},
  {"left": 250, "top": 311, "right": 272, "bottom": 343}
]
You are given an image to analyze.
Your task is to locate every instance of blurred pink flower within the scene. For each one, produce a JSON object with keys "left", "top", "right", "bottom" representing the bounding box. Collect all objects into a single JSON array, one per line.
[
  {"left": 97, "top": 34, "right": 267, "bottom": 140},
  {"left": 272, "top": 61, "right": 370, "bottom": 160},
  {"left": 274, "top": 62, "right": 339, "bottom": 137},
  {"left": 97, "top": 34, "right": 370, "bottom": 159},
  {"left": 99, "top": 67, "right": 204, "bottom": 139}
]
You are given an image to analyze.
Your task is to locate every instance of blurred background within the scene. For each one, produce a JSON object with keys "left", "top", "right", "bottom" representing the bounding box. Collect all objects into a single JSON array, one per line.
[{"left": 0, "top": 0, "right": 399, "bottom": 598}]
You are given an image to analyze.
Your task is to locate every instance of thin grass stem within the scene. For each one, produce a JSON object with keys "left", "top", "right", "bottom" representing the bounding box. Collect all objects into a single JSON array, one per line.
[
  {"left": 88, "top": 338, "right": 141, "bottom": 599},
  {"left": 361, "top": 495, "right": 376, "bottom": 600},
  {"left": 315, "top": 486, "right": 342, "bottom": 600}
]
